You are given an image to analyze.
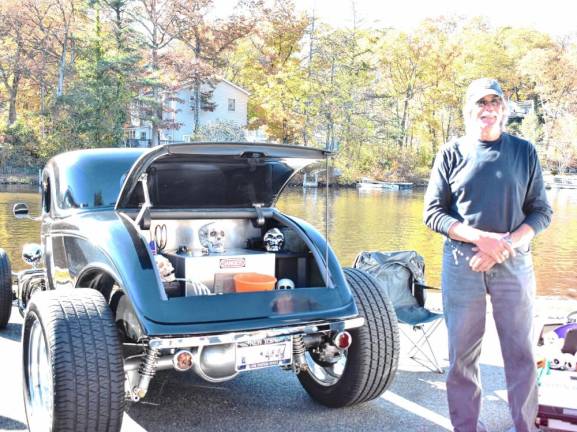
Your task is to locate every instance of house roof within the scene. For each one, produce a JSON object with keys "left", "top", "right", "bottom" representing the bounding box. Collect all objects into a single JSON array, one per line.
[{"left": 170, "top": 79, "right": 250, "bottom": 96}]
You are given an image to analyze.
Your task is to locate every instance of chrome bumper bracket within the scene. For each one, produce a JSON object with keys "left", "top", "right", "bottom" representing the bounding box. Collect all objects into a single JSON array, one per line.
[{"left": 148, "top": 317, "right": 364, "bottom": 350}]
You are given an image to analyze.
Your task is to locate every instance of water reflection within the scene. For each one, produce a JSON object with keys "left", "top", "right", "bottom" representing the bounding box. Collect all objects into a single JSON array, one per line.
[
  {"left": 278, "top": 187, "right": 577, "bottom": 300},
  {"left": 0, "top": 186, "right": 42, "bottom": 273},
  {"left": 1, "top": 185, "right": 575, "bottom": 299}
]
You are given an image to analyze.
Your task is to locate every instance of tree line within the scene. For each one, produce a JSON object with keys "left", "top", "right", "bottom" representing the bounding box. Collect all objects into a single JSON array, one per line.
[{"left": 1, "top": 0, "right": 576, "bottom": 182}]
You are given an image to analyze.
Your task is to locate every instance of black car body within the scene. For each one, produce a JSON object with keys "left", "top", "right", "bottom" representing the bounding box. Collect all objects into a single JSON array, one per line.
[{"left": 1, "top": 143, "right": 399, "bottom": 432}]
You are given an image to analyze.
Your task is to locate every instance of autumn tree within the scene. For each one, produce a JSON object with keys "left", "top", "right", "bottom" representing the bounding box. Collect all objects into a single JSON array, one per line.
[
  {"left": 0, "top": 1, "right": 30, "bottom": 127},
  {"left": 168, "top": 0, "right": 262, "bottom": 133},
  {"left": 128, "top": 0, "right": 179, "bottom": 146},
  {"left": 228, "top": 0, "right": 309, "bottom": 143},
  {"left": 519, "top": 40, "right": 577, "bottom": 172}
]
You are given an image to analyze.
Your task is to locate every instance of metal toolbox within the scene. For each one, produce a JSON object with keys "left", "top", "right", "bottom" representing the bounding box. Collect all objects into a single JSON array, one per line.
[{"left": 164, "top": 249, "right": 275, "bottom": 294}]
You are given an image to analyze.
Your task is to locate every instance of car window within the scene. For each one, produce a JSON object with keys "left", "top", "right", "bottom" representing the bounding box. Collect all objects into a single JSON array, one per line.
[
  {"left": 42, "top": 177, "right": 51, "bottom": 214},
  {"left": 55, "top": 155, "right": 138, "bottom": 210}
]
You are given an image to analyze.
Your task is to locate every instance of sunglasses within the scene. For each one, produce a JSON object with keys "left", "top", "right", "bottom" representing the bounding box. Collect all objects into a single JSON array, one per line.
[{"left": 475, "top": 97, "right": 502, "bottom": 108}]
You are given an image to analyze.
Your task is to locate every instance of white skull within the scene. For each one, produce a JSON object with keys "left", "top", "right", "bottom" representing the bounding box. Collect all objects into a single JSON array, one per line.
[
  {"left": 564, "top": 353, "right": 577, "bottom": 371},
  {"left": 276, "top": 278, "right": 295, "bottom": 290},
  {"left": 154, "top": 255, "right": 175, "bottom": 282},
  {"left": 550, "top": 354, "right": 564, "bottom": 370},
  {"left": 263, "top": 228, "right": 284, "bottom": 252},
  {"left": 199, "top": 222, "right": 226, "bottom": 253}
]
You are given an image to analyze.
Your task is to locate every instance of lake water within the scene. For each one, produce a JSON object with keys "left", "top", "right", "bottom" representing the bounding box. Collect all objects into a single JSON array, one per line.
[{"left": 1, "top": 185, "right": 576, "bottom": 299}]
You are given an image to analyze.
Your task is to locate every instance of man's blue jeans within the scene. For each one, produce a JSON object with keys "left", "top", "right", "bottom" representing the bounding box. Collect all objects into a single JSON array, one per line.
[{"left": 442, "top": 239, "right": 538, "bottom": 432}]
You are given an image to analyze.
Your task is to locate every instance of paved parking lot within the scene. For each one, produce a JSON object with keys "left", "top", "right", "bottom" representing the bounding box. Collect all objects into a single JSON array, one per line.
[{"left": 2, "top": 295, "right": 575, "bottom": 431}]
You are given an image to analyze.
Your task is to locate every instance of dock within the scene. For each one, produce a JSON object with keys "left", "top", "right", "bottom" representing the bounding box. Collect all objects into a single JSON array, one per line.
[
  {"left": 544, "top": 175, "right": 577, "bottom": 190},
  {"left": 357, "top": 177, "right": 414, "bottom": 191}
]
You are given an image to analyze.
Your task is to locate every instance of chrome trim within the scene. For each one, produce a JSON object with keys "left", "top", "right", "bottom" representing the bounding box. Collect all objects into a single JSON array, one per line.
[{"left": 148, "top": 317, "right": 364, "bottom": 350}]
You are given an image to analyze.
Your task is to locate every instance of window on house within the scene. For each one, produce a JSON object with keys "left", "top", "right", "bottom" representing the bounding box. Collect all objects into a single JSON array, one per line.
[
  {"left": 228, "top": 98, "right": 236, "bottom": 112},
  {"left": 140, "top": 132, "right": 147, "bottom": 140},
  {"left": 127, "top": 130, "right": 136, "bottom": 139}
]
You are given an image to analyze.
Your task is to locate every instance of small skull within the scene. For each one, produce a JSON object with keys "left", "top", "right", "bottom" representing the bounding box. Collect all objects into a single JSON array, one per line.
[
  {"left": 199, "top": 222, "right": 226, "bottom": 253},
  {"left": 263, "top": 228, "right": 284, "bottom": 252},
  {"left": 564, "top": 353, "right": 577, "bottom": 371},
  {"left": 276, "top": 278, "right": 295, "bottom": 290},
  {"left": 550, "top": 354, "right": 565, "bottom": 370},
  {"left": 154, "top": 255, "right": 175, "bottom": 282}
]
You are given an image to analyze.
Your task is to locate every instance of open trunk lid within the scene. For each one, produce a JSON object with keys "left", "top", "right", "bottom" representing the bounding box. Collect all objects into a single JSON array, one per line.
[{"left": 115, "top": 142, "right": 327, "bottom": 210}]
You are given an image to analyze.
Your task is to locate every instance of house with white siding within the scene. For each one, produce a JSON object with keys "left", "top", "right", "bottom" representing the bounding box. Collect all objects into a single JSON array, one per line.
[{"left": 125, "top": 79, "right": 250, "bottom": 146}]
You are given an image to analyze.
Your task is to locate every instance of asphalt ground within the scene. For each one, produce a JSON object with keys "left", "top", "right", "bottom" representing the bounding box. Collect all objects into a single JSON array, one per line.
[{"left": 1, "top": 294, "right": 576, "bottom": 432}]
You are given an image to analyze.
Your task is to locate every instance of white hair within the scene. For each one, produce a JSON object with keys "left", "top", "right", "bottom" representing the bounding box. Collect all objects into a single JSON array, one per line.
[{"left": 463, "top": 96, "right": 510, "bottom": 137}]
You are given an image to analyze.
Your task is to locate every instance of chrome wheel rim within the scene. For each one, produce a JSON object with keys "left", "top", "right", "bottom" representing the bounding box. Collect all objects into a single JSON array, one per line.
[
  {"left": 304, "top": 351, "right": 347, "bottom": 386},
  {"left": 25, "top": 319, "right": 53, "bottom": 432}
]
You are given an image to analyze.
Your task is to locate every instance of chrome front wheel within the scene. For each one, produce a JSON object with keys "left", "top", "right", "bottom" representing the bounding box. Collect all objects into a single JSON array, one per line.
[{"left": 24, "top": 317, "right": 53, "bottom": 432}]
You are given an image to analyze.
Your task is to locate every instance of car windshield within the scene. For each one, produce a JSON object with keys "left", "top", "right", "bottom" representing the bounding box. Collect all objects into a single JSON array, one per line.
[{"left": 55, "top": 152, "right": 140, "bottom": 210}]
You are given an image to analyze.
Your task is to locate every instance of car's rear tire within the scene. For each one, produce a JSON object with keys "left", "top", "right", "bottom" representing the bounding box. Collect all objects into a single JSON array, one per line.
[
  {"left": 22, "top": 289, "right": 124, "bottom": 432},
  {"left": 297, "top": 267, "right": 399, "bottom": 407},
  {"left": 0, "top": 248, "right": 13, "bottom": 329}
]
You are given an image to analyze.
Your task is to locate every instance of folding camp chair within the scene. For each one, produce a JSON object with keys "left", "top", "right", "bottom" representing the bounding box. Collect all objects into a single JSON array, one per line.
[{"left": 353, "top": 250, "right": 444, "bottom": 373}]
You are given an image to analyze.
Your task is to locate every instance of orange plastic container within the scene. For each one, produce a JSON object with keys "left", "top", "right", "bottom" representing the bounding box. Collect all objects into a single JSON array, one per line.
[{"left": 233, "top": 273, "right": 277, "bottom": 293}]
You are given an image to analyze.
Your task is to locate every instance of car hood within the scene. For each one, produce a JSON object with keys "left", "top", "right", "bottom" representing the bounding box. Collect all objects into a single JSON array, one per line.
[{"left": 115, "top": 142, "right": 328, "bottom": 210}]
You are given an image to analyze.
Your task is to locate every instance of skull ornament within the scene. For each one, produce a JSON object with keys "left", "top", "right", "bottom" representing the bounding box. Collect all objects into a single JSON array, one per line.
[
  {"left": 263, "top": 228, "right": 284, "bottom": 252},
  {"left": 198, "top": 222, "right": 226, "bottom": 253},
  {"left": 276, "top": 278, "right": 295, "bottom": 290}
]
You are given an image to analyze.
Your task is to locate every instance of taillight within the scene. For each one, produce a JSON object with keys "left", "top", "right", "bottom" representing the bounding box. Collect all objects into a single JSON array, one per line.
[
  {"left": 173, "top": 350, "right": 193, "bottom": 371},
  {"left": 333, "top": 331, "right": 352, "bottom": 350}
]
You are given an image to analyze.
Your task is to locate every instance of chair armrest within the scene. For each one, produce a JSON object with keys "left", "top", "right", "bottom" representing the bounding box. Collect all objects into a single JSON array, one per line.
[{"left": 414, "top": 283, "right": 440, "bottom": 310}]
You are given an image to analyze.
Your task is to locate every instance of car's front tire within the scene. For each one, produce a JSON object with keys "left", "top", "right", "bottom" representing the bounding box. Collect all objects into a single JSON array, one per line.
[
  {"left": 22, "top": 289, "right": 124, "bottom": 432},
  {"left": 0, "top": 248, "right": 13, "bottom": 329},
  {"left": 297, "top": 268, "right": 399, "bottom": 407}
]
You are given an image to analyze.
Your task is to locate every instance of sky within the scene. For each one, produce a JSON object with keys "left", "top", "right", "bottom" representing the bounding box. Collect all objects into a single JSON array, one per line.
[
  {"left": 215, "top": 0, "right": 576, "bottom": 37},
  {"left": 295, "top": 0, "right": 576, "bottom": 36}
]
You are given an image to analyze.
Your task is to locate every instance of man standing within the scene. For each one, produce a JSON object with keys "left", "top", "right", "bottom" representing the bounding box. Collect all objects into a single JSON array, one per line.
[{"left": 423, "top": 78, "right": 552, "bottom": 432}]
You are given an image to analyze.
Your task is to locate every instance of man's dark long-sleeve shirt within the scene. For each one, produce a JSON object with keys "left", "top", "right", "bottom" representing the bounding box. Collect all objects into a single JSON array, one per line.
[{"left": 423, "top": 133, "right": 552, "bottom": 237}]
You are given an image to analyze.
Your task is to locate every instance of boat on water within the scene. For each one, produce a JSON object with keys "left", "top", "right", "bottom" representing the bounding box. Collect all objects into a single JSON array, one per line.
[
  {"left": 356, "top": 177, "right": 413, "bottom": 191},
  {"left": 544, "top": 175, "right": 577, "bottom": 190}
]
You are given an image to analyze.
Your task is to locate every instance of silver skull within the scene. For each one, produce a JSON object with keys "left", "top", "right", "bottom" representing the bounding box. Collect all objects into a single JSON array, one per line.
[
  {"left": 263, "top": 228, "right": 284, "bottom": 252},
  {"left": 199, "top": 222, "right": 226, "bottom": 253}
]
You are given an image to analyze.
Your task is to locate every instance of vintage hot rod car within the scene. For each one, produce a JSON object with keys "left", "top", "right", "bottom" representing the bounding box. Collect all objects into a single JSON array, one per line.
[{"left": 0, "top": 143, "right": 399, "bottom": 432}]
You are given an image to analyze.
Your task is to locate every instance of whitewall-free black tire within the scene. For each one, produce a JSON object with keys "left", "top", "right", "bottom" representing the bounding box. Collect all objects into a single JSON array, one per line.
[
  {"left": 297, "top": 268, "right": 399, "bottom": 407},
  {"left": 22, "top": 289, "right": 124, "bottom": 432}
]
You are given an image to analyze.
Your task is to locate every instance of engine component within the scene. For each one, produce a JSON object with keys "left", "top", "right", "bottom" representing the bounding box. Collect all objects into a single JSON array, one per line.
[
  {"left": 132, "top": 347, "right": 160, "bottom": 401},
  {"left": 154, "top": 224, "right": 167, "bottom": 252},
  {"left": 199, "top": 221, "right": 226, "bottom": 253},
  {"left": 263, "top": 228, "right": 284, "bottom": 252},
  {"left": 185, "top": 279, "right": 211, "bottom": 296},
  {"left": 193, "top": 343, "right": 238, "bottom": 382},
  {"left": 16, "top": 269, "right": 46, "bottom": 314},
  {"left": 292, "top": 334, "right": 307, "bottom": 373}
]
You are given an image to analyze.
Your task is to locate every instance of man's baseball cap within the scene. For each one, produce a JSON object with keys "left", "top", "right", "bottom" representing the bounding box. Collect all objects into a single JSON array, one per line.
[{"left": 465, "top": 78, "right": 504, "bottom": 106}]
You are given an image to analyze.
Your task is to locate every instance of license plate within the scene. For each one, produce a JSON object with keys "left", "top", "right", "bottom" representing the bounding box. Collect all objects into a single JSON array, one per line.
[{"left": 235, "top": 336, "right": 293, "bottom": 371}]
